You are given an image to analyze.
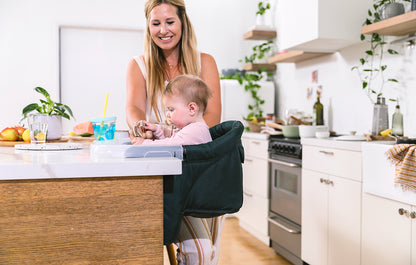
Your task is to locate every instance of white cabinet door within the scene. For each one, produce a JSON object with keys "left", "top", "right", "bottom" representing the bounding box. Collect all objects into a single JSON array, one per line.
[
  {"left": 328, "top": 175, "right": 361, "bottom": 265},
  {"left": 362, "top": 193, "right": 411, "bottom": 265},
  {"left": 301, "top": 169, "right": 328, "bottom": 265},
  {"left": 243, "top": 156, "right": 268, "bottom": 198}
]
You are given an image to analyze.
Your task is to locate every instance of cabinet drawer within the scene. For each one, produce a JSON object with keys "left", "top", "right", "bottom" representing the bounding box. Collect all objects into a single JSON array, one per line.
[
  {"left": 242, "top": 137, "right": 268, "bottom": 159},
  {"left": 302, "top": 145, "right": 362, "bottom": 182},
  {"left": 238, "top": 193, "right": 269, "bottom": 242},
  {"left": 243, "top": 157, "right": 268, "bottom": 198}
]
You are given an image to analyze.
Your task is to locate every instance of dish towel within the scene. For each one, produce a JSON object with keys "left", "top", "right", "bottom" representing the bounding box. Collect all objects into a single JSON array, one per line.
[{"left": 386, "top": 144, "right": 416, "bottom": 192}]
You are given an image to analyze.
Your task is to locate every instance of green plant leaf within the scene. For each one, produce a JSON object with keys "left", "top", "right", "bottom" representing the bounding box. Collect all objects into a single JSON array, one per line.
[
  {"left": 387, "top": 49, "right": 398, "bottom": 55},
  {"left": 365, "top": 50, "right": 373, "bottom": 56},
  {"left": 388, "top": 78, "right": 398, "bottom": 83},
  {"left": 34, "top": 86, "right": 50, "bottom": 99},
  {"left": 22, "top": 103, "right": 40, "bottom": 117},
  {"left": 381, "top": 65, "right": 387, "bottom": 71},
  {"left": 360, "top": 58, "right": 365, "bottom": 65},
  {"left": 363, "top": 82, "right": 368, "bottom": 89}
]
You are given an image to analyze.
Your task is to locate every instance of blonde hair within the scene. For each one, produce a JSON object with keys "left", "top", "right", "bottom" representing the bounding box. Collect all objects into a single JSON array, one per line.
[
  {"left": 164, "top": 75, "right": 211, "bottom": 113},
  {"left": 144, "top": 0, "right": 200, "bottom": 111}
]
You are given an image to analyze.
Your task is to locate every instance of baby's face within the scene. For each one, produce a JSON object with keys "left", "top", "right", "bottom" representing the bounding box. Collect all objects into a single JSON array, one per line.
[{"left": 163, "top": 94, "right": 192, "bottom": 130}]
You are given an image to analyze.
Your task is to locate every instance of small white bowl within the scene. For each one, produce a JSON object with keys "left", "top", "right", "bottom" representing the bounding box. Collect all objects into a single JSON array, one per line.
[
  {"left": 299, "top": 125, "right": 316, "bottom": 138},
  {"left": 315, "top": 131, "right": 330, "bottom": 139}
]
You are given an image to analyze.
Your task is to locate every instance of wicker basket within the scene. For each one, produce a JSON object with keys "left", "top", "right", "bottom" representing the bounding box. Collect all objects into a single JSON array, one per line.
[{"left": 247, "top": 121, "right": 262, "bottom": 132}]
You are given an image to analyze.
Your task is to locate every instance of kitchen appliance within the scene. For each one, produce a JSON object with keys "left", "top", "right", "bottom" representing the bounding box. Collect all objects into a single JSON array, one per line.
[{"left": 268, "top": 135, "right": 303, "bottom": 265}]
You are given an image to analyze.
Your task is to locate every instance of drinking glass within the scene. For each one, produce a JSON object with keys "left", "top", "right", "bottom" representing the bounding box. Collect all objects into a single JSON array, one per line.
[{"left": 28, "top": 114, "right": 48, "bottom": 144}]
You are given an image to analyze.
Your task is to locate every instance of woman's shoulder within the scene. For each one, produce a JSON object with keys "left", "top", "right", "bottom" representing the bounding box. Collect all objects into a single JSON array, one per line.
[{"left": 200, "top": 52, "right": 215, "bottom": 64}]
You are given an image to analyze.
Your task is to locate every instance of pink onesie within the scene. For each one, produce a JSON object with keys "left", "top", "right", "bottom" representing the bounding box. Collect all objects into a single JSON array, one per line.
[{"left": 141, "top": 121, "right": 212, "bottom": 146}]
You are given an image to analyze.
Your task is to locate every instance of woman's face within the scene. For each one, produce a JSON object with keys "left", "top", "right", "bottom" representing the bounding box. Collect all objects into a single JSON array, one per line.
[{"left": 148, "top": 3, "right": 182, "bottom": 52}]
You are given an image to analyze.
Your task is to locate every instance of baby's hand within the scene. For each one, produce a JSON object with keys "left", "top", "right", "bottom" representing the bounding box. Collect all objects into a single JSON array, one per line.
[
  {"left": 144, "top": 121, "right": 158, "bottom": 132},
  {"left": 131, "top": 136, "right": 145, "bottom": 145}
]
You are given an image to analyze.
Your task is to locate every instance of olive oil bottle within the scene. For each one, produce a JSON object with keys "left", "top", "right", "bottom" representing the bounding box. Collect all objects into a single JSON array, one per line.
[{"left": 313, "top": 92, "right": 324, "bottom": 125}]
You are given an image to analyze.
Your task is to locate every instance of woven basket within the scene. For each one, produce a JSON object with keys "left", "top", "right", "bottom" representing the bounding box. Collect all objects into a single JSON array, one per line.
[{"left": 247, "top": 121, "right": 262, "bottom": 132}]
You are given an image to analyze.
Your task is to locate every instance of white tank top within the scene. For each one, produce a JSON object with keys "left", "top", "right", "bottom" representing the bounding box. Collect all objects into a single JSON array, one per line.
[
  {"left": 133, "top": 54, "right": 201, "bottom": 125},
  {"left": 133, "top": 55, "right": 166, "bottom": 124}
]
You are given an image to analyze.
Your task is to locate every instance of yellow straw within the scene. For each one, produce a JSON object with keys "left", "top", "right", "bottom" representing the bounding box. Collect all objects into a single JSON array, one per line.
[
  {"left": 102, "top": 92, "right": 109, "bottom": 117},
  {"left": 97, "top": 92, "right": 109, "bottom": 140}
]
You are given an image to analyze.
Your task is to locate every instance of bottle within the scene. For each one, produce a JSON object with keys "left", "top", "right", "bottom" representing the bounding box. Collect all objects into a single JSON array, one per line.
[
  {"left": 313, "top": 92, "right": 324, "bottom": 125},
  {"left": 392, "top": 100, "right": 404, "bottom": 136},
  {"left": 372, "top": 97, "right": 389, "bottom": 135}
]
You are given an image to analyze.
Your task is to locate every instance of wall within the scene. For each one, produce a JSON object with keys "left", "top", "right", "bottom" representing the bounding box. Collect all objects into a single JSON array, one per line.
[
  {"left": 0, "top": 0, "right": 257, "bottom": 130},
  {"left": 273, "top": 2, "right": 416, "bottom": 137}
]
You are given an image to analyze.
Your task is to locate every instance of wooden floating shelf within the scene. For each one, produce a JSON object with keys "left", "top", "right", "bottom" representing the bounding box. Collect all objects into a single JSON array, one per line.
[
  {"left": 268, "top": 51, "right": 333, "bottom": 63},
  {"left": 362, "top": 10, "right": 416, "bottom": 36},
  {"left": 243, "top": 63, "right": 276, "bottom": 71},
  {"left": 243, "top": 29, "right": 277, "bottom": 40}
]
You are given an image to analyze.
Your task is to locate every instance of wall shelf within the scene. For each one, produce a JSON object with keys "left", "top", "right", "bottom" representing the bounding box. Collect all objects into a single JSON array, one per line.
[
  {"left": 243, "top": 63, "right": 276, "bottom": 72},
  {"left": 361, "top": 10, "right": 416, "bottom": 36},
  {"left": 268, "top": 51, "right": 332, "bottom": 64},
  {"left": 243, "top": 29, "right": 277, "bottom": 40}
]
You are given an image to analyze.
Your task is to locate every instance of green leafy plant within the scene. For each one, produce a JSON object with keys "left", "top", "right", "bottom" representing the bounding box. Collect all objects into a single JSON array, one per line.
[
  {"left": 351, "top": 0, "right": 409, "bottom": 103},
  {"left": 243, "top": 40, "right": 274, "bottom": 64},
  {"left": 22, "top": 87, "right": 74, "bottom": 120},
  {"left": 221, "top": 70, "right": 273, "bottom": 120},
  {"left": 256, "top": 1, "right": 271, "bottom": 16}
]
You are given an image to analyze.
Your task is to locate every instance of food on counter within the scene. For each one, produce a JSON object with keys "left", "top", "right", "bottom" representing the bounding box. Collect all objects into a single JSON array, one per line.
[
  {"left": 380, "top": 128, "right": 392, "bottom": 137},
  {"left": 0, "top": 127, "right": 19, "bottom": 141},
  {"left": 22, "top": 129, "right": 30, "bottom": 142},
  {"left": 73, "top": 121, "right": 94, "bottom": 135}
]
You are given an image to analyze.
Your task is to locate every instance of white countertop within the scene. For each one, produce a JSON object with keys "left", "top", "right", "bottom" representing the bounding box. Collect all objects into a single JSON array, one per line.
[
  {"left": 0, "top": 145, "right": 182, "bottom": 181},
  {"left": 301, "top": 137, "right": 365, "bottom": 151},
  {"left": 242, "top": 131, "right": 270, "bottom": 140}
]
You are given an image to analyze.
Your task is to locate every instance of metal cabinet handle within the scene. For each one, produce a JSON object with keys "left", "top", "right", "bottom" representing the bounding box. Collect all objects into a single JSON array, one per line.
[
  {"left": 252, "top": 141, "right": 261, "bottom": 145},
  {"left": 319, "top": 150, "right": 334, "bottom": 155},
  {"left": 268, "top": 217, "right": 301, "bottom": 234},
  {"left": 243, "top": 191, "right": 253, "bottom": 197},
  {"left": 320, "top": 178, "right": 325, "bottom": 183},
  {"left": 245, "top": 158, "right": 254, "bottom": 162},
  {"left": 410, "top": 212, "right": 416, "bottom": 219},
  {"left": 320, "top": 178, "right": 334, "bottom": 185},
  {"left": 268, "top": 159, "right": 300, "bottom": 168},
  {"left": 398, "top": 208, "right": 409, "bottom": 216}
]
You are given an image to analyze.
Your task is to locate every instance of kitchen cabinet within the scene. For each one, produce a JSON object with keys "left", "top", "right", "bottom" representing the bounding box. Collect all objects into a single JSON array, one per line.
[
  {"left": 272, "top": 0, "right": 372, "bottom": 63},
  {"left": 362, "top": 193, "right": 416, "bottom": 265},
  {"left": 236, "top": 134, "right": 270, "bottom": 245},
  {"left": 301, "top": 143, "right": 362, "bottom": 265}
]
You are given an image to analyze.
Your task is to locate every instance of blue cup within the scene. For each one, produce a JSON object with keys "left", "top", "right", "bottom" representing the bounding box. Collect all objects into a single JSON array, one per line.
[{"left": 90, "top": 116, "right": 116, "bottom": 141}]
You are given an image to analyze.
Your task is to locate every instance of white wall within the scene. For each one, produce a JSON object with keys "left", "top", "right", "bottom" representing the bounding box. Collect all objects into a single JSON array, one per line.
[
  {"left": 2, "top": 0, "right": 415, "bottom": 137},
  {"left": 0, "top": 0, "right": 257, "bottom": 131}
]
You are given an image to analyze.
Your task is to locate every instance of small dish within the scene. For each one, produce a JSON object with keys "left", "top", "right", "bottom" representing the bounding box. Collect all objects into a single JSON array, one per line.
[{"left": 315, "top": 131, "right": 330, "bottom": 139}]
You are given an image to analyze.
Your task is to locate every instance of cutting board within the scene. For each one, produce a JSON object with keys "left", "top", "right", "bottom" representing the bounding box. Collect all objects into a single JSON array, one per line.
[{"left": 0, "top": 138, "right": 69, "bottom": 147}]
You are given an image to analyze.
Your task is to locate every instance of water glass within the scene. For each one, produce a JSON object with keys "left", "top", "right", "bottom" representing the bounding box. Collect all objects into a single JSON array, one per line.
[{"left": 28, "top": 114, "right": 48, "bottom": 144}]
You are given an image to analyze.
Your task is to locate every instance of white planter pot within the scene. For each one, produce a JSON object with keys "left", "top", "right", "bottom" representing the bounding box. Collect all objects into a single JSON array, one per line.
[{"left": 47, "top": 115, "right": 63, "bottom": 140}]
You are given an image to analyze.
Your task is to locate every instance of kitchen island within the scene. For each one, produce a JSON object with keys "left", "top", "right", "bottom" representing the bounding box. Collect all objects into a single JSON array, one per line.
[{"left": 0, "top": 145, "right": 181, "bottom": 264}]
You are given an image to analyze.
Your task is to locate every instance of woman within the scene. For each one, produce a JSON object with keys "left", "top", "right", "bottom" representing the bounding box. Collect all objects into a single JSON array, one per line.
[{"left": 125, "top": 0, "right": 222, "bottom": 264}]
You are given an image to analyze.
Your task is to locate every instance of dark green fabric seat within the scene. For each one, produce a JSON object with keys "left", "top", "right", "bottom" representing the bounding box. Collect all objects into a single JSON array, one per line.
[{"left": 163, "top": 120, "right": 245, "bottom": 245}]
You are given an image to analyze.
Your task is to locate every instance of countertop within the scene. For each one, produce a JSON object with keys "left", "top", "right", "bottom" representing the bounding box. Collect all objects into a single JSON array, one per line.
[
  {"left": 301, "top": 137, "right": 366, "bottom": 152},
  {"left": 0, "top": 145, "right": 182, "bottom": 180}
]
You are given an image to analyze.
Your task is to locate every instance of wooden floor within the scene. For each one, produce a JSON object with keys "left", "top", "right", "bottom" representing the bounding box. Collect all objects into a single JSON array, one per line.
[{"left": 164, "top": 217, "right": 292, "bottom": 265}]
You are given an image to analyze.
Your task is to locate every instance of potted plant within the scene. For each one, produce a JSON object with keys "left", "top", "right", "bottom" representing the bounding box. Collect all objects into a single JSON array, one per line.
[
  {"left": 351, "top": 0, "right": 410, "bottom": 103},
  {"left": 22, "top": 86, "right": 74, "bottom": 140},
  {"left": 255, "top": 0, "right": 271, "bottom": 29}
]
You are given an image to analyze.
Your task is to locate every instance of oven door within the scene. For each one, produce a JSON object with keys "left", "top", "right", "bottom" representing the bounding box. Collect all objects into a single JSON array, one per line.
[{"left": 269, "top": 158, "right": 301, "bottom": 225}]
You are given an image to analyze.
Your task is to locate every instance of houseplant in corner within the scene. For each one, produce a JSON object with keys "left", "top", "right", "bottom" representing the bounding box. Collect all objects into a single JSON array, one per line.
[{"left": 22, "top": 86, "right": 74, "bottom": 140}]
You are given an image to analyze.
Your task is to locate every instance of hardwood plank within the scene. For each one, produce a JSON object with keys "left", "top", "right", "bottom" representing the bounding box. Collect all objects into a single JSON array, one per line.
[
  {"left": 243, "top": 30, "right": 277, "bottom": 40},
  {"left": 243, "top": 63, "right": 276, "bottom": 72},
  {"left": 0, "top": 176, "right": 163, "bottom": 264},
  {"left": 361, "top": 10, "right": 416, "bottom": 36},
  {"left": 268, "top": 50, "right": 332, "bottom": 63}
]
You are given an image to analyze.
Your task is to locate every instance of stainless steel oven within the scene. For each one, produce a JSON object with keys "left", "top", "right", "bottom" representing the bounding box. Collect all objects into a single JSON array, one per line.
[{"left": 268, "top": 136, "right": 303, "bottom": 265}]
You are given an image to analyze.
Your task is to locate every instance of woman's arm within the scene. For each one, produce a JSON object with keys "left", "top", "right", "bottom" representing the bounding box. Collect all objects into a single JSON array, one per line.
[
  {"left": 126, "top": 58, "right": 147, "bottom": 131},
  {"left": 200, "top": 53, "right": 221, "bottom": 127}
]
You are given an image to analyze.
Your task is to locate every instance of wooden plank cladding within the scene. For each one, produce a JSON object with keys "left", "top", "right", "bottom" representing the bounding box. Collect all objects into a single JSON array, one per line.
[
  {"left": 0, "top": 176, "right": 163, "bottom": 264},
  {"left": 243, "top": 63, "right": 277, "bottom": 72}
]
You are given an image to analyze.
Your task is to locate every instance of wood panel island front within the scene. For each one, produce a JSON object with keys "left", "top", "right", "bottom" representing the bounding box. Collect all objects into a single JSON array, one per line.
[{"left": 0, "top": 145, "right": 181, "bottom": 264}]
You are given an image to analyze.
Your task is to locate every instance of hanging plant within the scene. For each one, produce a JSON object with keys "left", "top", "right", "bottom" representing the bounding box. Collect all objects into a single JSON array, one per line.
[
  {"left": 256, "top": 0, "right": 271, "bottom": 16},
  {"left": 351, "top": 0, "right": 410, "bottom": 103}
]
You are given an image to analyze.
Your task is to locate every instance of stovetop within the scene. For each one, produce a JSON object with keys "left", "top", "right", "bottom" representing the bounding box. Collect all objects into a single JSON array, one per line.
[{"left": 268, "top": 135, "right": 302, "bottom": 160}]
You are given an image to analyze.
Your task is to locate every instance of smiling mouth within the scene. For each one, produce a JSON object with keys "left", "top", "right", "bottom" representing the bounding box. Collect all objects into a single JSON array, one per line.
[{"left": 160, "top": 36, "right": 173, "bottom": 41}]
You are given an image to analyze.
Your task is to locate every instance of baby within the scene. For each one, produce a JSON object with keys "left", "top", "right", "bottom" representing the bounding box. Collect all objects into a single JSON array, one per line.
[{"left": 132, "top": 74, "right": 212, "bottom": 146}]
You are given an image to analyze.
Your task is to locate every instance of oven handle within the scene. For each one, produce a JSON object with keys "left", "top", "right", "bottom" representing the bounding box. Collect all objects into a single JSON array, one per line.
[
  {"left": 268, "top": 216, "right": 301, "bottom": 234},
  {"left": 268, "top": 158, "right": 300, "bottom": 168}
]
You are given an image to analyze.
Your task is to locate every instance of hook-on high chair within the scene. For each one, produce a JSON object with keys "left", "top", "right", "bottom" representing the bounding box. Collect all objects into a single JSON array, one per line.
[{"left": 164, "top": 120, "right": 245, "bottom": 264}]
